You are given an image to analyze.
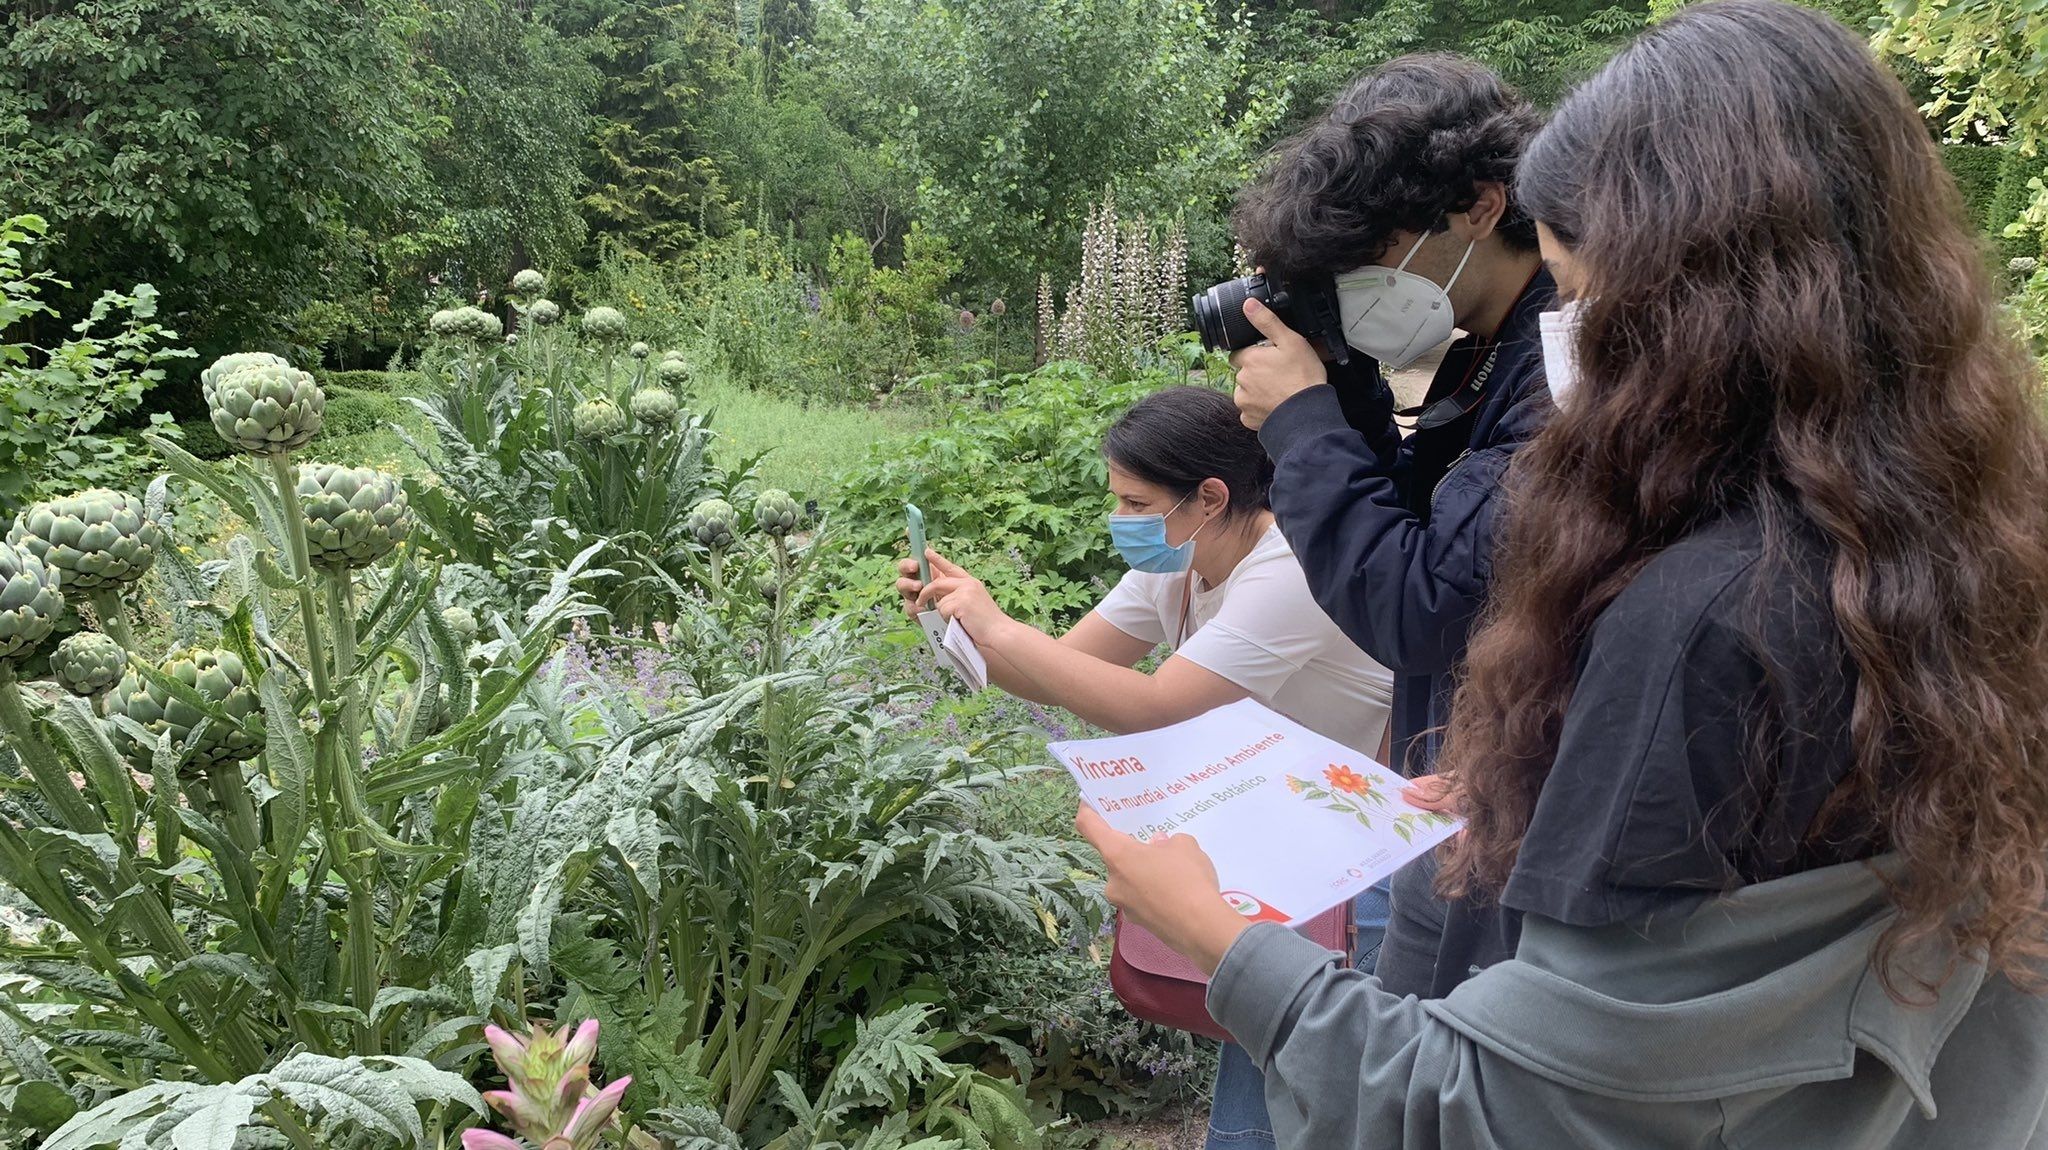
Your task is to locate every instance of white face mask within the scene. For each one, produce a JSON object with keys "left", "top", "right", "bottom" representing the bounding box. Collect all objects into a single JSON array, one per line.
[
  {"left": 1537, "top": 298, "right": 1589, "bottom": 410},
  {"left": 1333, "top": 230, "right": 1476, "bottom": 369}
]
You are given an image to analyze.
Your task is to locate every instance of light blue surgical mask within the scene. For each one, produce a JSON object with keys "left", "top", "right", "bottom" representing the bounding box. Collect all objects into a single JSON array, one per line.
[{"left": 1109, "top": 493, "right": 1207, "bottom": 574}]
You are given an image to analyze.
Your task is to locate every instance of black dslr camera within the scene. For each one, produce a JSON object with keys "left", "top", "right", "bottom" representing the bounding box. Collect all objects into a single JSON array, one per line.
[{"left": 1191, "top": 273, "right": 1349, "bottom": 362}]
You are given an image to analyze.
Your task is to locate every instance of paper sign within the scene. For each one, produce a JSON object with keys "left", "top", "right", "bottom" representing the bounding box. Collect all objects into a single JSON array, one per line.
[
  {"left": 1049, "top": 698, "right": 1461, "bottom": 927},
  {"left": 940, "top": 619, "right": 988, "bottom": 691}
]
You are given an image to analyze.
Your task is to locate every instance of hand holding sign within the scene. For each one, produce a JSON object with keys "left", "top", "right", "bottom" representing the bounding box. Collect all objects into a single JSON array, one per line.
[{"left": 1075, "top": 806, "right": 1249, "bottom": 977}]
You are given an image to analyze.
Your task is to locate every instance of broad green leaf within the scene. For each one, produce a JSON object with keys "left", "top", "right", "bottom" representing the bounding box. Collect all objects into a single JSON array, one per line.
[
  {"left": 0, "top": 1011, "right": 57, "bottom": 1082},
  {"left": 168, "top": 1091, "right": 255, "bottom": 1150},
  {"left": 41, "top": 1081, "right": 201, "bottom": 1150},
  {"left": 145, "top": 434, "right": 255, "bottom": 523},
  {"left": 463, "top": 944, "right": 520, "bottom": 1016},
  {"left": 23, "top": 828, "right": 121, "bottom": 878},
  {"left": 368, "top": 986, "right": 461, "bottom": 1025},
  {"left": 265, "top": 1052, "right": 425, "bottom": 1144},
  {"left": 10, "top": 1079, "right": 78, "bottom": 1133},
  {"left": 255, "top": 671, "right": 311, "bottom": 866},
  {"left": 43, "top": 695, "right": 137, "bottom": 840},
  {"left": 353, "top": 1055, "right": 484, "bottom": 1114}
]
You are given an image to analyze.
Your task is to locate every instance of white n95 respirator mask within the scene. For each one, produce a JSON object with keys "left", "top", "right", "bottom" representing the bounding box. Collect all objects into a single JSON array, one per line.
[{"left": 1333, "top": 230, "right": 1475, "bottom": 369}]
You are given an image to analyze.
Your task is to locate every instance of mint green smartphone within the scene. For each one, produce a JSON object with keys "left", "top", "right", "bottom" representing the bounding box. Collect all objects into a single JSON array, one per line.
[{"left": 906, "top": 504, "right": 929, "bottom": 584}]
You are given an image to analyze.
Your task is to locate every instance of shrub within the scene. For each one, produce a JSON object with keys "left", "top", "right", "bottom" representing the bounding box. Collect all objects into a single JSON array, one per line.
[
  {"left": 319, "top": 368, "right": 425, "bottom": 395},
  {"left": 1943, "top": 142, "right": 2009, "bottom": 232},
  {"left": 0, "top": 214, "right": 194, "bottom": 510},
  {"left": 827, "top": 360, "right": 1192, "bottom": 630},
  {"left": 320, "top": 384, "right": 413, "bottom": 439}
]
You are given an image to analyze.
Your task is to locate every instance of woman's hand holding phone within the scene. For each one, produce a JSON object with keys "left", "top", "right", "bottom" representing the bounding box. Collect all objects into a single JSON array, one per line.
[{"left": 907, "top": 550, "right": 1010, "bottom": 641}]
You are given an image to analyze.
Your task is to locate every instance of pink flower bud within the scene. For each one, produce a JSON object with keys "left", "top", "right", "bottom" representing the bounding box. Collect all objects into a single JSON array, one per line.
[
  {"left": 461, "top": 1131, "right": 524, "bottom": 1150},
  {"left": 483, "top": 1025, "right": 527, "bottom": 1072},
  {"left": 958, "top": 309, "right": 976, "bottom": 330},
  {"left": 562, "top": 1019, "right": 600, "bottom": 1068},
  {"left": 562, "top": 1077, "right": 632, "bottom": 1141}
]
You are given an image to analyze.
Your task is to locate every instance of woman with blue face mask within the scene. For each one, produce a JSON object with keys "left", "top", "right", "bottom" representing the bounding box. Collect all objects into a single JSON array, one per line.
[
  {"left": 897, "top": 385, "right": 1393, "bottom": 755},
  {"left": 896, "top": 386, "right": 1396, "bottom": 1150}
]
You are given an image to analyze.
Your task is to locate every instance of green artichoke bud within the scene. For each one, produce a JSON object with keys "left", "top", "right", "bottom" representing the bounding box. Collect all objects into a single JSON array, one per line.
[
  {"left": 630, "top": 388, "right": 679, "bottom": 428},
  {"left": 430, "top": 306, "right": 502, "bottom": 341},
  {"left": 581, "top": 306, "right": 628, "bottom": 343},
  {"left": 205, "top": 363, "right": 326, "bottom": 455},
  {"left": 0, "top": 543, "right": 62, "bottom": 662},
  {"left": 441, "top": 605, "right": 479, "bottom": 643},
  {"left": 529, "top": 299, "right": 562, "bottom": 326},
  {"left": 753, "top": 571, "right": 781, "bottom": 605},
  {"left": 511, "top": 269, "right": 547, "bottom": 297},
  {"left": 629, "top": 341, "right": 650, "bottom": 359},
  {"left": 106, "top": 644, "right": 263, "bottom": 773},
  {"left": 572, "top": 397, "right": 628, "bottom": 441},
  {"left": 686, "top": 499, "right": 739, "bottom": 552},
  {"left": 753, "top": 489, "right": 799, "bottom": 537},
  {"left": 48, "top": 631, "right": 125, "bottom": 696},
  {"left": 296, "top": 464, "right": 413, "bottom": 570},
  {"left": 200, "top": 352, "right": 289, "bottom": 391},
  {"left": 654, "top": 357, "right": 690, "bottom": 388},
  {"left": 9, "top": 489, "right": 162, "bottom": 591},
  {"left": 2011, "top": 257, "right": 2041, "bottom": 277}
]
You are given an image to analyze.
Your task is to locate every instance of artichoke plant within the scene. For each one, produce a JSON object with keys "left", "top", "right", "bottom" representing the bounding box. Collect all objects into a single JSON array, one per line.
[
  {"left": 629, "top": 341, "right": 650, "bottom": 360},
  {"left": 630, "top": 388, "right": 679, "bottom": 428},
  {"left": 580, "top": 306, "right": 628, "bottom": 344},
  {"left": 429, "top": 306, "right": 503, "bottom": 342},
  {"left": 48, "top": 631, "right": 125, "bottom": 697},
  {"left": 0, "top": 542, "right": 61, "bottom": 662},
  {"left": 572, "top": 397, "right": 628, "bottom": 441},
  {"left": 687, "top": 499, "right": 739, "bottom": 552},
  {"left": 753, "top": 489, "right": 799, "bottom": 537},
  {"left": 297, "top": 465, "right": 413, "bottom": 570},
  {"left": 204, "top": 361, "right": 326, "bottom": 455},
  {"left": 200, "top": 351, "right": 289, "bottom": 391},
  {"left": 441, "top": 604, "right": 479, "bottom": 643},
  {"left": 528, "top": 299, "right": 562, "bottom": 326},
  {"left": 654, "top": 356, "right": 690, "bottom": 388},
  {"left": 511, "top": 269, "right": 547, "bottom": 298},
  {"left": 106, "top": 644, "right": 264, "bottom": 772},
  {"left": 8, "top": 489, "right": 161, "bottom": 591}
]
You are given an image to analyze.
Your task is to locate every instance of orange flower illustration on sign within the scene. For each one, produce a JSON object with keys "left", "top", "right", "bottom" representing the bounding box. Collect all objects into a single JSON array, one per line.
[
  {"left": 1324, "top": 764, "right": 1371, "bottom": 795},
  {"left": 1289, "top": 760, "right": 1454, "bottom": 842}
]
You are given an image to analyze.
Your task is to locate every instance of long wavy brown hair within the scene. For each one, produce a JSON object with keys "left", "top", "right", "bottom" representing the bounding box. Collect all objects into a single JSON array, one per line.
[{"left": 1436, "top": 0, "right": 2048, "bottom": 986}]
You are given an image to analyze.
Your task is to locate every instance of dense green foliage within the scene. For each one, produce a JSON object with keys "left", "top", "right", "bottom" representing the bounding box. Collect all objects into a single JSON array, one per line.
[
  {"left": 0, "top": 216, "right": 192, "bottom": 511},
  {"left": 1, "top": 0, "right": 2041, "bottom": 1144},
  {"left": 829, "top": 362, "right": 1206, "bottom": 631}
]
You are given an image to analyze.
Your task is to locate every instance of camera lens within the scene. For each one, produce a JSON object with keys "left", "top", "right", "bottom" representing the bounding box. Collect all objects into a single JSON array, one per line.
[{"left": 1192, "top": 277, "right": 1268, "bottom": 352}]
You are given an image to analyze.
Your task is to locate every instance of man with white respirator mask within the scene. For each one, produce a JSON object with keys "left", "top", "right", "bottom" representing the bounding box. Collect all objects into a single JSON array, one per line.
[{"left": 1209, "top": 53, "right": 1562, "bottom": 1018}]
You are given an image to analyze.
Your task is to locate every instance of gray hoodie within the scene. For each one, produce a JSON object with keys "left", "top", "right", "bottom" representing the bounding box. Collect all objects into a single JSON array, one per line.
[{"left": 1208, "top": 856, "right": 2048, "bottom": 1148}]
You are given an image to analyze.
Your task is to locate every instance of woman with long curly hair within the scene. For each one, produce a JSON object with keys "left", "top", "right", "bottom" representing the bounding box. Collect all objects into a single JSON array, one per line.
[{"left": 1077, "top": 1, "right": 2048, "bottom": 1144}]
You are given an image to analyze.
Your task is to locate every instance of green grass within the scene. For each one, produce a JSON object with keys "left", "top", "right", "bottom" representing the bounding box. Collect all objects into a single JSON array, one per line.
[{"left": 693, "top": 376, "right": 930, "bottom": 496}]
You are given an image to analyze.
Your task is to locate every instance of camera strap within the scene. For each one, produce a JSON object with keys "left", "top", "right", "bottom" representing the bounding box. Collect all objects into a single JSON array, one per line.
[{"left": 1394, "top": 339, "right": 1501, "bottom": 433}]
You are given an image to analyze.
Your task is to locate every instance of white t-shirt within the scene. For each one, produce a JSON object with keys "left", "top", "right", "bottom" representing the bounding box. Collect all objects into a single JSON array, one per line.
[{"left": 1092, "top": 524, "right": 1394, "bottom": 755}]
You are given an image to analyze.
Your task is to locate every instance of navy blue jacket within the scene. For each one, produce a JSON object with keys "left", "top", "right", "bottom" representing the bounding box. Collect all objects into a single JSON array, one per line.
[{"left": 1258, "top": 269, "right": 1556, "bottom": 776}]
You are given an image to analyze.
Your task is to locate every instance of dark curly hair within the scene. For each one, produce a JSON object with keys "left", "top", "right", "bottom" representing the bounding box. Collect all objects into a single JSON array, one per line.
[
  {"left": 1231, "top": 54, "right": 1542, "bottom": 280},
  {"left": 1437, "top": 0, "right": 2048, "bottom": 992}
]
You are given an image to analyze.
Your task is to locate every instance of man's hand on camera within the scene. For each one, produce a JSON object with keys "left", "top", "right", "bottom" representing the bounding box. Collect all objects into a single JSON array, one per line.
[{"left": 1228, "top": 297, "right": 1329, "bottom": 431}]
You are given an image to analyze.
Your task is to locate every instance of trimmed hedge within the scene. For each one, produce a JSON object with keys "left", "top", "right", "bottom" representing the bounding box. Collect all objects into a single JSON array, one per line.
[
  {"left": 317, "top": 369, "right": 423, "bottom": 395},
  {"left": 1941, "top": 143, "right": 2045, "bottom": 264},
  {"left": 1943, "top": 143, "right": 2006, "bottom": 231},
  {"left": 320, "top": 385, "right": 414, "bottom": 440}
]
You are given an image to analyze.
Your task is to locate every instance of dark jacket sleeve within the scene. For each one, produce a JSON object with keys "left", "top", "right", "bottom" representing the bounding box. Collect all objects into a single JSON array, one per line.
[{"left": 1259, "top": 382, "right": 1508, "bottom": 676}]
